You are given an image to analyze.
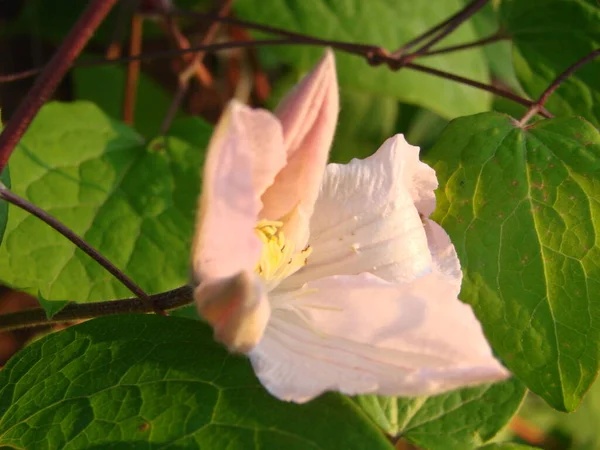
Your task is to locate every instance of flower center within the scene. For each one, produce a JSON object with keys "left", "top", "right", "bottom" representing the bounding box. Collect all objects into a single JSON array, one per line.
[{"left": 254, "top": 219, "right": 312, "bottom": 288}]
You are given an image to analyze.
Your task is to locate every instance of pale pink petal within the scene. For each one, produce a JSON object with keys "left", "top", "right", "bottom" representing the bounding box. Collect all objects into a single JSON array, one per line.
[
  {"left": 192, "top": 101, "right": 286, "bottom": 281},
  {"left": 260, "top": 49, "right": 339, "bottom": 247},
  {"left": 250, "top": 273, "right": 508, "bottom": 402},
  {"left": 397, "top": 136, "right": 438, "bottom": 218},
  {"left": 195, "top": 271, "right": 270, "bottom": 353},
  {"left": 278, "top": 135, "right": 432, "bottom": 290},
  {"left": 424, "top": 218, "right": 462, "bottom": 293}
]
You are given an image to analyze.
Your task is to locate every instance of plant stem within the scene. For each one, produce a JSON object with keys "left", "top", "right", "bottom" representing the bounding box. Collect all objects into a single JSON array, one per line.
[
  {"left": 404, "top": 62, "right": 537, "bottom": 109},
  {"left": 0, "top": 18, "right": 550, "bottom": 124},
  {"left": 0, "top": 286, "right": 193, "bottom": 332},
  {"left": 123, "top": 13, "right": 144, "bottom": 125},
  {"left": 161, "top": 0, "right": 233, "bottom": 134},
  {"left": 391, "top": 0, "right": 489, "bottom": 58},
  {"left": 0, "top": 0, "right": 119, "bottom": 174},
  {"left": 0, "top": 184, "right": 168, "bottom": 315},
  {"left": 520, "top": 47, "right": 600, "bottom": 125},
  {"left": 417, "top": 32, "right": 508, "bottom": 57},
  {"left": 168, "top": 10, "right": 377, "bottom": 56}
]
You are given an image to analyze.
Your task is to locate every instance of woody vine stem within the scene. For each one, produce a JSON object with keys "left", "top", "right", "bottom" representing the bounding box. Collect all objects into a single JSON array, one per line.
[{"left": 0, "top": 0, "right": 599, "bottom": 331}]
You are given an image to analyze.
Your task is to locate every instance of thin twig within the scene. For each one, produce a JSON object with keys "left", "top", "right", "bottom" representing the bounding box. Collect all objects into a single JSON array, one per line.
[
  {"left": 391, "top": 0, "right": 489, "bottom": 58},
  {"left": 0, "top": 184, "right": 169, "bottom": 316},
  {"left": 0, "top": 23, "right": 547, "bottom": 122},
  {"left": 407, "top": 0, "right": 489, "bottom": 59},
  {"left": 159, "top": 19, "right": 213, "bottom": 86},
  {"left": 0, "top": 286, "right": 193, "bottom": 332},
  {"left": 105, "top": 0, "right": 135, "bottom": 59},
  {"left": 416, "top": 32, "right": 508, "bottom": 57},
  {"left": 161, "top": 0, "right": 233, "bottom": 134},
  {"left": 520, "top": 47, "right": 600, "bottom": 125},
  {"left": 0, "top": 0, "right": 119, "bottom": 174},
  {"left": 123, "top": 13, "right": 144, "bottom": 125},
  {"left": 167, "top": 10, "right": 377, "bottom": 56},
  {"left": 0, "top": 38, "right": 542, "bottom": 118}
]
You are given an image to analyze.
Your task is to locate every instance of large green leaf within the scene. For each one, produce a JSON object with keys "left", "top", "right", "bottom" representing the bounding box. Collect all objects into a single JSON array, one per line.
[
  {"left": 0, "top": 315, "right": 393, "bottom": 450},
  {"left": 468, "top": 1, "right": 522, "bottom": 93},
  {"left": 234, "top": 0, "right": 491, "bottom": 119},
  {"left": 355, "top": 378, "right": 525, "bottom": 450},
  {"left": 0, "top": 102, "right": 209, "bottom": 309},
  {"left": 73, "top": 64, "right": 177, "bottom": 139},
  {"left": 500, "top": 0, "right": 600, "bottom": 127},
  {"left": 427, "top": 112, "right": 600, "bottom": 412}
]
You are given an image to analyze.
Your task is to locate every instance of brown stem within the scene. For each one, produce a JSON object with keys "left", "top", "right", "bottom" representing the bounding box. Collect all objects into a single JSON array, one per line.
[
  {"left": 167, "top": 10, "right": 377, "bottom": 56},
  {"left": 160, "top": 19, "right": 213, "bottom": 86},
  {"left": 123, "top": 14, "right": 144, "bottom": 125},
  {"left": 0, "top": 286, "right": 193, "bottom": 332},
  {"left": 0, "top": 0, "right": 119, "bottom": 174},
  {"left": 402, "top": 61, "right": 547, "bottom": 114},
  {"left": 0, "top": 29, "right": 545, "bottom": 121},
  {"left": 0, "top": 184, "right": 168, "bottom": 316},
  {"left": 105, "top": 0, "right": 135, "bottom": 59},
  {"left": 416, "top": 32, "right": 508, "bottom": 57},
  {"left": 161, "top": 0, "right": 233, "bottom": 134},
  {"left": 391, "top": 0, "right": 489, "bottom": 58},
  {"left": 520, "top": 47, "right": 600, "bottom": 125},
  {"left": 411, "top": 0, "right": 488, "bottom": 57}
]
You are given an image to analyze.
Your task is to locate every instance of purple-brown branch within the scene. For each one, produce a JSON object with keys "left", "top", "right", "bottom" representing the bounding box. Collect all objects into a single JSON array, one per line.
[
  {"left": 123, "top": 13, "right": 144, "bottom": 125},
  {"left": 0, "top": 286, "right": 193, "bottom": 332},
  {"left": 0, "top": 0, "right": 119, "bottom": 174},
  {"left": 391, "top": 0, "right": 489, "bottom": 58},
  {"left": 161, "top": 0, "right": 233, "bottom": 134},
  {"left": 0, "top": 184, "right": 167, "bottom": 316},
  {"left": 520, "top": 47, "right": 600, "bottom": 125}
]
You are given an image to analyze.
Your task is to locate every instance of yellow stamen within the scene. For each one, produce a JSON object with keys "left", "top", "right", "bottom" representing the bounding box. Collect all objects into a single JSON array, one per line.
[{"left": 254, "top": 219, "right": 312, "bottom": 286}]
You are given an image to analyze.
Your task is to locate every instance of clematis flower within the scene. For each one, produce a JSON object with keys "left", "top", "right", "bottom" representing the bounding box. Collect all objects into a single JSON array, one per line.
[{"left": 191, "top": 49, "right": 509, "bottom": 403}]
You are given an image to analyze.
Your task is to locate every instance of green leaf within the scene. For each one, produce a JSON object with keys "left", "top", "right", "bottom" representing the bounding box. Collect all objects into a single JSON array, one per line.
[
  {"left": 427, "top": 112, "right": 600, "bottom": 411},
  {"left": 0, "top": 315, "right": 393, "bottom": 450},
  {"left": 355, "top": 378, "right": 525, "bottom": 450},
  {"left": 0, "top": 166, "right": 10, "bottom": 246},
  {"left": 478, "top": 444, "right": 541, "bottom": 450},
  {"left": 73, "top": 64, "right": 177, "bottom": 139},
  {"left": 36, "top": 294, "right": 69, "bottom": 319},
  {"left": 468, "top": 2, "right": 522, "bottom": 94},
  {"left": 234, "top": 0, "right": 491, "bottom": 118},
  {"left": 0, "top": 102, "right": 210, "bottom": 310},
  {"left": 500, "top": 0, "right": 600, "bottom": 127}
]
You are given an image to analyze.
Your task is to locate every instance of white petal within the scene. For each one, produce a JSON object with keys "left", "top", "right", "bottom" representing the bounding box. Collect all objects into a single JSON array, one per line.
[
  {"left": 403, "top": 145, "right": 438, "bottom": 218},
  {"left": 424, "top": 218, "right": 462, "bottom": 293},
  {"left": 279, "top": 135, "right": 432, "bottom": 290},
  {"left": 251, "top": 273, "right": 507, "bottom": 402},
  {"left": 191, "top": 101, "right": 286, "bottom": 281}
]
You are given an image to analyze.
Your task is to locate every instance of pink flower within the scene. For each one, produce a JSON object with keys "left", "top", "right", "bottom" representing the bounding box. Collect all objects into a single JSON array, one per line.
[{"left": 191, "top": 50, "right": 509, "bottom": 403}]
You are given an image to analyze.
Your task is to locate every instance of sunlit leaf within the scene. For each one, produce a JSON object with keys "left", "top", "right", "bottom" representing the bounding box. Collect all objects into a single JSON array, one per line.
[
  {"left": 355, "top": 378, "right": 525, "bottom": 450},
  {"left": 0, "top": 102, "right": 210, "bottom": 312},
  {"left": 0, "top": 315, "right": 394, "bottom": 450},
  {"left": 427, "top": 112, "right": 600, "bottom": 411}
]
